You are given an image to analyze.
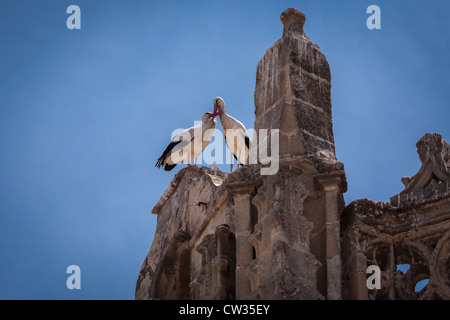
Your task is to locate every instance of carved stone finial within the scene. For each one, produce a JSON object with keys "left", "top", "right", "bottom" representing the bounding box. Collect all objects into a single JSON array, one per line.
[
  {"left": 416, "top": 133, "right": 447, "bottom": 164},
  {"left": 280, "top": 8, "right": 306, "bottom": 35},
  {"left": 401, "top": 133, "right": 450, "bottom": 193}
]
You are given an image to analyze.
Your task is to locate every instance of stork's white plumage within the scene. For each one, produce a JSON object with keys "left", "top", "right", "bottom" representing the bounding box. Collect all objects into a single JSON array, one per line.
[
  {"left": 212, "top": 97, "right": 250, "bottom": 172},
  {"left": 156, "top": 112, "right": 216, "bottom": 171}
]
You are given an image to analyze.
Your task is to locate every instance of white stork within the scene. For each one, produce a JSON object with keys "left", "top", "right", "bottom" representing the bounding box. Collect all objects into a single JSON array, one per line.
[
  {"left": 156, "top": 112, "right": 216, "bottom": 171},
  {"left": 211, "top": 97, "right": 250, "bottom": 172}
]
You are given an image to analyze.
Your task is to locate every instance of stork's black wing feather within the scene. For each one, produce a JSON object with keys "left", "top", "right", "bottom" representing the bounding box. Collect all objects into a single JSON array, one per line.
[
  {"left": 244, "top": 135, "right": 250, "bottom": 150},
  {"left": 163, "top": 163, "right": 177, "bottom": 171},
  {"left": 155, "top": 140, "right": 183, "bottom": 169}
]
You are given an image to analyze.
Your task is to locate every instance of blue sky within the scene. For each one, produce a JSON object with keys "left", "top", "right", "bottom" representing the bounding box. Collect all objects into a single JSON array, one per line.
[{"left": 0, "top": 0, "right": 449, "bottom": 299}]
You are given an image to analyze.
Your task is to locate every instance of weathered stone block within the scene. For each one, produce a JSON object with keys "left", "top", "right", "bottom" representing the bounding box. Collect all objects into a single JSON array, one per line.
[
  {"left": 289, "top": 64, "right": 332, "bottom": 114},
  {"left": 293, "top": 100, "right": 334, "bottom": 144},
  {"left": 286, "top": 34, "right": 331, "bottom": 83},
  {"left": 254, "top": 42, "right": 288, "bottom": 112}
]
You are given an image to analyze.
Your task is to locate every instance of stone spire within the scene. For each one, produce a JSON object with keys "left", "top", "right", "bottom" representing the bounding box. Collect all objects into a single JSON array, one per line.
[{"left": 254, "top": 7, "right": 335, "bottom": 165}]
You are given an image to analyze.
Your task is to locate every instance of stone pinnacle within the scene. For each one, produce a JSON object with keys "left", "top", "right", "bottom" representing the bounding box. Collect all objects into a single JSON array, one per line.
[{"left": 280, "top": 8, "right": 306, "bottom": 35}]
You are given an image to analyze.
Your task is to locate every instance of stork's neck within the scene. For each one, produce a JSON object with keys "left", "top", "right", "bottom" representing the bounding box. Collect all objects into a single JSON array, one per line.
[
  {"left": 218, "top": 112, "right": 234, "bottom": 129},
  {"left": 207, "top": 120, "right": 216, "bottom": 129},
  {"left": 201, "top": 119, "right": 215, "bottom": 129},
  {"left": 218, "top": 112, "right": 227, "bottom": 122}
]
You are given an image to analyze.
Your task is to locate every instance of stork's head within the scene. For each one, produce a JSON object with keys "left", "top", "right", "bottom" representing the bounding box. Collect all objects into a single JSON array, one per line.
[
  {"left": 212, "top": 97, "right": 225, "bottom": 117},
  {"left": 202, "top": 112, "right": 216, "bottom": 124}
]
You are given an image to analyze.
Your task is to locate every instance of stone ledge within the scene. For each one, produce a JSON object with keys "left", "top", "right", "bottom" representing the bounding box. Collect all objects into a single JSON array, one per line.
[
  {"left": 151, "top": 165, "right": 227, "bottom": 214},
  {"left": 390, "top": 180, "right": 450, "bottom": 207}
]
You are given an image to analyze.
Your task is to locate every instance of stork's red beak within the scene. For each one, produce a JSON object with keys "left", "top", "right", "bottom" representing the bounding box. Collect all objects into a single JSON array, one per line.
[{"left": 212, "top": 104, "right": 219, "bottom": 117}]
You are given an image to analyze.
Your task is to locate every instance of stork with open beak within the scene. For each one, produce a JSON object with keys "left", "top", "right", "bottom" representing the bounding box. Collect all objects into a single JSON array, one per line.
[
  {"left": 156, "top": 112, "right": 216, "bottom": 171},
  {"left": 211, "top": 97, "right": 250, "bottom": 172}
]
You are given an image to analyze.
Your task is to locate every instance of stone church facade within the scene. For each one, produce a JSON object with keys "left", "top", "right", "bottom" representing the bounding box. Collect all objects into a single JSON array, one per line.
[{"left": 135, "top": 8, "right": 450, "bottom": 300}]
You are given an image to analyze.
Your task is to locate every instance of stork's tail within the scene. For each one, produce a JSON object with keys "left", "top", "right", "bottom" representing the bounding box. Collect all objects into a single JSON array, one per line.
[{"left": 155, "top": 158, "right": 163, "bottom": 169}]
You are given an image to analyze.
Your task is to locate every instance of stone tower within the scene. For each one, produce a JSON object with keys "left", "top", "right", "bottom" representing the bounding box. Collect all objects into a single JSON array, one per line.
[{"left": 135, "top": 8, "right": 347, "bottom": 300}]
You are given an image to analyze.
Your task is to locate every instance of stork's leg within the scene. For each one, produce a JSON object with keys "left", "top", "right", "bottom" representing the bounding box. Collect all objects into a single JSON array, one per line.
[
  {"left": 185, "top": 150, "right": 191, "bottom": 166},
  {"left": 230, "top": 152, "right": 233, "bottom": 172}
]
